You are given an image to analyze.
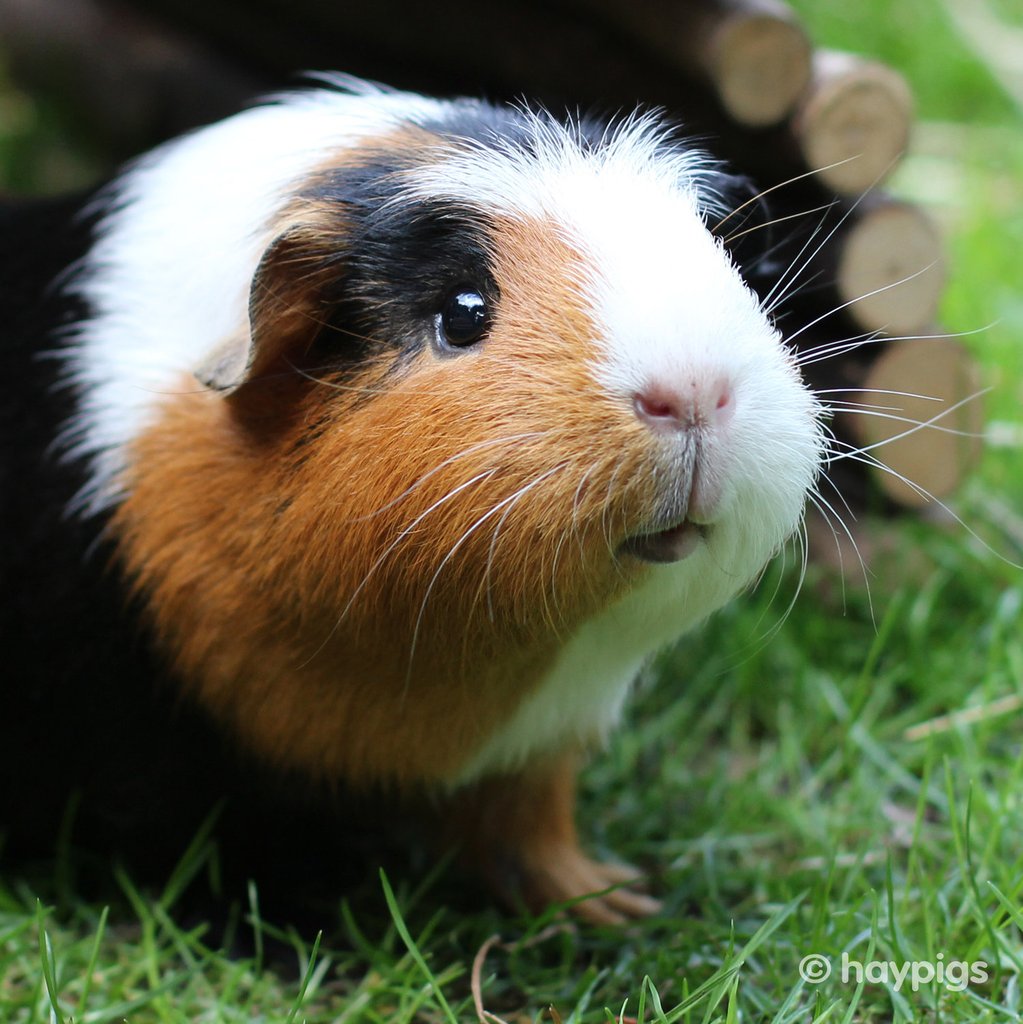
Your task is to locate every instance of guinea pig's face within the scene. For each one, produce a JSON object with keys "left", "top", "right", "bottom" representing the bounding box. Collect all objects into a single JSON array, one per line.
[
  {"left": 73, "top": 101, "right": 825, "bottom": 781},
  {"left": 207, "top": 117, "right": 823, "bottom": 646}
]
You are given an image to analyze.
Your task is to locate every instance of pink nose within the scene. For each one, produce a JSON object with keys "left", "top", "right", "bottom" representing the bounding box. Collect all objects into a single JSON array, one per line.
[{"left": 633, "top": 377, "right": 733, "bottom": 433}]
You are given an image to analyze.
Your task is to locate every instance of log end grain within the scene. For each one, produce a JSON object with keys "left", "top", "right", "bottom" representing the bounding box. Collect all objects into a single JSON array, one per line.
[
  {"left": 711, "top": 10, "right": 813, "bottom": 126},
  {"left": 797, "top": 53, "right": 914, "bottom": 195},
  {"left": 841, "top": 336, "right": 984, "bottom": 506},
  {"left": 837, "top": 200, "right": 946, "bottom": 335}
]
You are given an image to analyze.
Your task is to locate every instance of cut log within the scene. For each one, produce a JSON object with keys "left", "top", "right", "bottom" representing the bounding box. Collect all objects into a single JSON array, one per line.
[
  {"left": 568, "top": 0, "right": 812, "bottom": 126},
  {"left": 838, "top": 335, "right": 984, "bottom": 507},
  {"left": 836, "top": 197, "right": 946, "bottom": 335},
  {"left": 794, "top": 50, "right": 913, "bottom": 195},
  {"left": 696, "top": 0, "right": 813, "bottom": 126}
]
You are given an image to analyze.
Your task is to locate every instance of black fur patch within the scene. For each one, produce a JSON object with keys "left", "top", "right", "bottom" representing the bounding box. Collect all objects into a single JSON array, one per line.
[
  {"left": 0, "top": 194, "right": 409, "bottom": 890},
  {"left": 299, "top": 152, "right": 499, "bottom": 369},
  {"left": 704, "top": 171, "right": 783, "bottom": 285},
  {"left": 0, "top": 192, "right": 232, "bottom": 860}
]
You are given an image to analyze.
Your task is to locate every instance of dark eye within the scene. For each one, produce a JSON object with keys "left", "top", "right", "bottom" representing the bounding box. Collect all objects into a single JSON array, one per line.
[{"left": 438, "top": 286, "right": 490, "bottom": 348}]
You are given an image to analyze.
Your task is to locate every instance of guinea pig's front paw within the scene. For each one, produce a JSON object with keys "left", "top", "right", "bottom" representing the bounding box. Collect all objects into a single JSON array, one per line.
[
  {"left": 513, "top": 844, "right": 662, "bottom": 925},
  {"left": 444, "top": 751, "right": 661, "bottom": 925}
]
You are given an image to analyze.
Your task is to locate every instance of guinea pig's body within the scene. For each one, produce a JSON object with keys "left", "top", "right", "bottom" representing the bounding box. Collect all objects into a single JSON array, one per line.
[{"left": 2, "top": 79, "right": 822, "bottom": 921}]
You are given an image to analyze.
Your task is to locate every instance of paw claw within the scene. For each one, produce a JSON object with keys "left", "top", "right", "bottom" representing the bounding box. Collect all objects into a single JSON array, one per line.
[{"left": 523, "top": 846, "right": 660, "bottom": 923}]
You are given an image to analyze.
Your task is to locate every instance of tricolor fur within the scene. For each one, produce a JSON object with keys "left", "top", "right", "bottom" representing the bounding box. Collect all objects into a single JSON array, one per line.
[
  {"left": 53, "top": 79, "right": 823, "bottom": 788},
  {"left": 3, "top": 78, "right": 822, "bottom": 912}
]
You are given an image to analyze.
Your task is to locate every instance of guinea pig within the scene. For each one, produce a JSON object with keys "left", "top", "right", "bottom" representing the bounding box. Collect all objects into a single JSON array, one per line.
[{"left": 0, "top": 76, "right": 822, "bottom": 923}]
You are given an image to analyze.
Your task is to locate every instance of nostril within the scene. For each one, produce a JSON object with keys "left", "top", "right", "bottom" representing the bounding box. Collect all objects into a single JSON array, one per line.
[{"left": 633, "top": 388, "right": 686, "bottom": 430}]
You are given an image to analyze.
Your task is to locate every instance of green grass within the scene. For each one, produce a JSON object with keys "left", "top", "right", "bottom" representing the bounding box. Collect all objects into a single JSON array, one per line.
[{"left": 3, "top": 2, "right": 1023, "bottom": 1021}]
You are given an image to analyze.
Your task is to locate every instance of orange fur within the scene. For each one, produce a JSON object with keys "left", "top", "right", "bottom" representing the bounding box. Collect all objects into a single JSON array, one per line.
[{"left": 112, "top": 207, "right": 663, "bottom": 792}]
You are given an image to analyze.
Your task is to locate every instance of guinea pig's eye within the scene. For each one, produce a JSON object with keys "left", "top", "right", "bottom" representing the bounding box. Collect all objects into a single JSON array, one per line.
[{"left": 437, "top": 286, "right": 490, "bottom": 349}]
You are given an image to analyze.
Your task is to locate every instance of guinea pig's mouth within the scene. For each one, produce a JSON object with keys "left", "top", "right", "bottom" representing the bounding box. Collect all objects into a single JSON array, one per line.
[{"left": 619, "top": 519, "right": 711, "bottom": 564}]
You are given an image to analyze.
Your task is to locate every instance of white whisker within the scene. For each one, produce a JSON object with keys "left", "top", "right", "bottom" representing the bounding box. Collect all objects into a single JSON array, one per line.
[
  {"left": 710, "top": 157, "right": 858, "bottom": 233},
  {"left": 787, "top": 262, "right": 941, "bottom": 347},
  {"left": 337, "top": 468, "right": 498, "bottom": 625},
  {"left": 815, "top": 386, "right": 943, "bottom": 402},
  {"left": 823, "top": 405, "right": 986, "bottom": 440},
  {"left": 762, "top": 189, "right": 876, "bottom": 316},
  {"left": 811, "top": 481, "right": 874, "bottom": 622},
  {"left": 826, "top": 388, "right": 990, "bottom": 460},
  {"left": 342, "top": 432, "right": 548, "bottom": 523},
  {"left": 406, "top": 464, "right": 567, "bottom": 681},
  {"left": 723, "top": 201, "right": 837, "bottom": 246},
  {"left": 798, "top": 323, "right": 996, "bottom": 368},
  {"left": 824, "top": 442, "right": 1023, "bottom": 571}
]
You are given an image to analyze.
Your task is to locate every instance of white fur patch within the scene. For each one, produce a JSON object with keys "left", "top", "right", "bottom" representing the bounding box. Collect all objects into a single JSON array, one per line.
[
  {"left": 60, "top": 82, "right": 447, "bottom": 514},
  {"left": 404, "top": 108, "right": 722, "bottom": 222},
  {"left": 451, "top": 534, "right": 758, "bottom": 784}
]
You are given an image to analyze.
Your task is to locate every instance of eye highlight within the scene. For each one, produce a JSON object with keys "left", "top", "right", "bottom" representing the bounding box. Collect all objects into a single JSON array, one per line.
[{"left": 437, "top": 286, "right": 490, "bottom": 349}]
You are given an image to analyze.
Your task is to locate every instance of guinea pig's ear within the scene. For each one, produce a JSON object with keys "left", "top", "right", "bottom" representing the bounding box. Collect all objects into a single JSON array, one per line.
[
  {"left": 195, "top": 225, "right": 336, "bottom": 394},
  {"left": 708, "top": 174, "right": 779, "bottom": 283}
]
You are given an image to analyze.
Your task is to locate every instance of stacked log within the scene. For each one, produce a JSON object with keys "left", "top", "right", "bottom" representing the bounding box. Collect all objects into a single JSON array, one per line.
[{"left": 0, "top": 0, "right": 982, "bottom": 514}]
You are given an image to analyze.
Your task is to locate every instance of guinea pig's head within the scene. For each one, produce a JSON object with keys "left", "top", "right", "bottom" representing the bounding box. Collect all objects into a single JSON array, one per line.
[
  {"left": 185, "top": 109, "right": 823, "bottom": 647},
  {"left": 103, "top": 101, "right": 823, "bottom": 781}
]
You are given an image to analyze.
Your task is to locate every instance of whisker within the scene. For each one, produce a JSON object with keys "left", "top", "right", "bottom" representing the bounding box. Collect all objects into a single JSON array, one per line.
[
  {"left": 823, "top": 439, "right": 1020, "bottom": 568},
  {"left": 599, "top": 462, "right": 623, "bottom": 552},
  {"left": 826, "top": 440, "right": 931, "bottom": 503},
  {"left": 483, "top": 475, "right": 548, "bottom": 624},
  {"left": 341, "top": 431, "right": 550, "bottom": 524},
  {"left": 822, "top": 405, "right": 986, "bottom": 439},
  {"left": 806, "top": 491, "right": 849, "bottom": 611},
  {"left": 546, "top": 520, "right": 574, "bottom": 633},
  {"left": 750, "top": 533, "right": 792, "bottom": 639},
  {"left": 811, "top": 481, "right": 874, "bottom": 622},
  {"left": 798, "top": 323, "right": 997, "bottom": 367},
  {"left": 568, "top": 462, "right": 610, "bottom": 611},
  {"left": 285, "top": 358, "right": 402, "bottom": 396},
  {"left": 259, "top": 274, "right": 395, "bottom": 349},
  {"left": 796, "top": 326, "right": 885, "bottom": 364},
  {"left": 815, "top": 386, "right": 944, "bottom": 402},
  {"left": 761, "top": 208, "right": 846, "bottom": 315},
  {"left": 710, "top": 156, "right": 860, "bottom": 233},
  {"left": 337, "top": 464, "right": 497, "bottom": 622},
  {"left": 765, "top": 151, "right": 910, "bottom": 317},
  {"left": 757, "top": 519, "right": 813, "bottom": 644},
  {"left": 826, "top": 388, "right": 990, "bottom": 459},
  {"left": 817, "top": 424, "right": 862, "bottom": 531},
  {"left": 787, "top": 262, "right": 941, "bottom": 346},
  {"left": 723, "top": 201, "right": 837, "bottom": 246},
  {"left": 407, "top": 464, "right": 567, "bottom": 680},
  {"left": 821, "top": 441, "right": 1023, "bottom": 570},
  {"left": 295, "top": 466, "right": 500, "bottom": 671},
  {"left": 762, "top": 184, "right": 881, "bottom": 316}
]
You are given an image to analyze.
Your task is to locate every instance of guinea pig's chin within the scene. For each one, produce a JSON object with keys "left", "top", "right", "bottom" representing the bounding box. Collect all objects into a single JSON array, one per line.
[{"left": 618, "top": 519, "right": 711, "bottom": 564}]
